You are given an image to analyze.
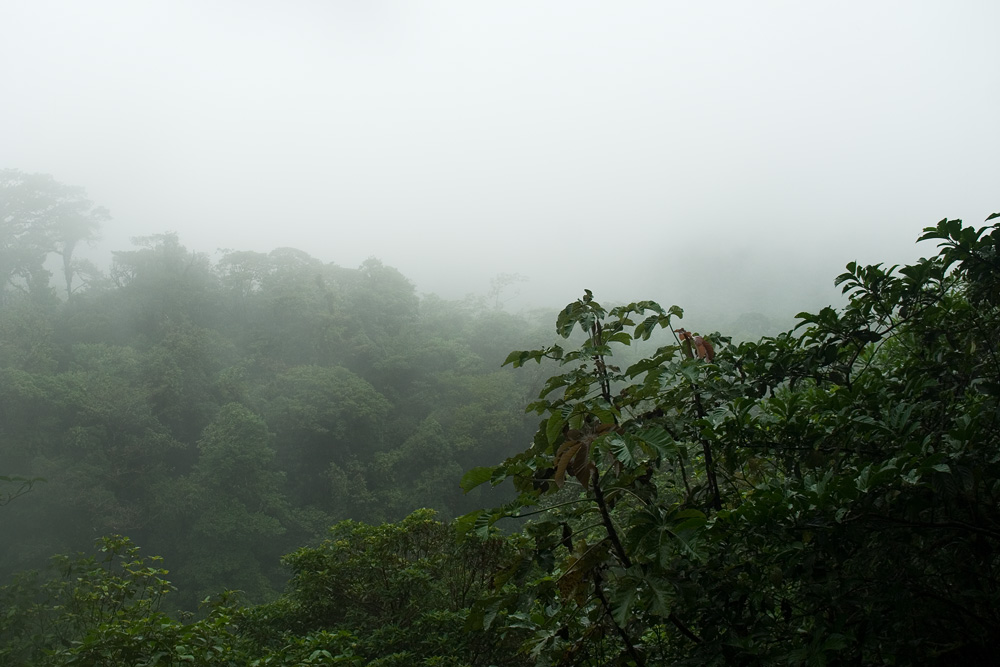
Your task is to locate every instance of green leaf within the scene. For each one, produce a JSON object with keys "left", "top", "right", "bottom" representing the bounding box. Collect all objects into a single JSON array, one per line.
[
  {"left": 473, "top": 511, "right": 493, "bottom": 538},
  {"left": 607, "top": 331, "right": 632, "bottom": 346},
  {"left": 502, "top": 350, "right": 523, "bottom": 367},
  {"left": 625, "top": 355, "right": 671, "bottom": 379},
  {"left": 539, "top": 373, "right": 571, "bottom": 399},
  {"left": 633, "top": 315, "right": 660, "bottom": 341},
  {"left": 644, "top": 574, "right": 674, "bottom": 618},
  {"left": 610, "top": 582, "right": 639, "bottom": 627},
  {"left": 309, "top": 649, "right": 333, "bottom": 660},
  {"left": 546, "top": 411, "right": 566, "bottom": 447},
  {"left": 454, "top": 509, "right": 484, "bottom": 534},
  {"left": 460, "top": 466, "right": 496, "bottom": 493},
  {"left": 635, "top": 427, "right": 677, "bottom": 458},
  {"left": 591, "top": 403, "right": 619, "bottom": 425},
  {"left": 669, "top": 516, "right": 707, "bottom": 561},
  {"left": 606, "top": 436, "right": 635, "bottom": 466}
]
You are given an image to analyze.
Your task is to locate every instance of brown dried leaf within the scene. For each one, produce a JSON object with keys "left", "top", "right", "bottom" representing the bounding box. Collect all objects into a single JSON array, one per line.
[
  {"left": 695, "top": 335, "right": 715, "bottom": 361},
  {"left": 554, "top": 440, "right": 585, "bottom": 489},
  {"left": 572, "top": 459, "right": 594, "bottom": 490}
]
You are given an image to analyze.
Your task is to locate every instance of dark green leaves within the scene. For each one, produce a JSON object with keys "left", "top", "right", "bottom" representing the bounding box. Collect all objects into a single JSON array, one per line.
[
  {"left": 503, "top": 347, "right": 550, "bottom": 368},
  {"left": 459, "top": 466, "right": 497, "bottom": 493},
  {"left": 466, "top": 211, "right": 1000, "bottom": 665},
  {"left": 555, "top": 292, "right": 606, "bottom": 338}
]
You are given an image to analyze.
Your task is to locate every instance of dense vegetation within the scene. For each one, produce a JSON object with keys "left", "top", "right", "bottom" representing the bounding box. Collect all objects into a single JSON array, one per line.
[
  {"left": 2, "top": 171, "right": 998, "bottom": 664},
  {"left": 462, "top": 214, "right": 1000, "bottom": 664},
  {"left": 0, "top": 169, "right": 554, "bottom": 610}
]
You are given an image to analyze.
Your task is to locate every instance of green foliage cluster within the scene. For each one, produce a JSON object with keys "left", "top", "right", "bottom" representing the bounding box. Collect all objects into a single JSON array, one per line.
[
  {"left": 0, "top": 515, "right": 523, "bottom": 666},
  {"left": 5, "top": 171, "right": 999, "bottom": 666},
  {"left": 0, "top": 173, "right": 547, "bottom": 608},
  {"left": 237, "top": 509, "right": 526, "bottom": 666},
  {"left": 0, "top": 535, "right": 213, "bottom": 666},
  {"left": 460, "top": 213, "right": 1000, "bottom": 665}
]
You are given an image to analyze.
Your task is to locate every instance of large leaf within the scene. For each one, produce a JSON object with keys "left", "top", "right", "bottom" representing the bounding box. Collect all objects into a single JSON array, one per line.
[
  {"left": 460, "top": 466, "right": 496, "bottom": 493},
  {"left": 634, "top": 427, "right": 677, "bottom": 459},
  {"left": 546, "top": 411, "right": 566, "bottom": 447},
  {"left": 553, "top": 440, "right": 588, "bottom": 489},
  {"left": 606, "top": 436, "right": 635, "bottom": 466}
]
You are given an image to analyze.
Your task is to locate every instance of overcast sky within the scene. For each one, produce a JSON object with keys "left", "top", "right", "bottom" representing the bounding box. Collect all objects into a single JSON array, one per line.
[{"left": 3, "top": 1, "right": 998, "bottom": 320}]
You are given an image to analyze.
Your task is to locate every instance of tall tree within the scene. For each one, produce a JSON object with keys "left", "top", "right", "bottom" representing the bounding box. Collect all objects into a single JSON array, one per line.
[
  {"left": 173, "top": 403, "right": 296, "bottom": 605},
  {"left": 0, "top": 170, "right": 106, "bottom": 302}
]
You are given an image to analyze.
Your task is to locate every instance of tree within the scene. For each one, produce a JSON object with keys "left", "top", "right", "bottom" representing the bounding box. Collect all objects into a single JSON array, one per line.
[
  {"left": 465, "top": 213, "right": 1000, "bottom": 665},
  {"left": 175, "top": 403, "right": 296, "bottom": 605},
  {"left": 0, "top": 516, "right": 522, "bottom": 666},
  {"left": 0, "top": 169, "right": 106, "bottom": 302},
  {"left": 260, "top": 365, "right": 390, "bottom": 511},
  {"left": 238, "top": 509, "right": 528, "bottom": 667},
  {"left": 0, "top": 536, "right": 244, "bottom": 666},
  {"left": 109, "top": 233, "right": 220, "bottom": 338}
]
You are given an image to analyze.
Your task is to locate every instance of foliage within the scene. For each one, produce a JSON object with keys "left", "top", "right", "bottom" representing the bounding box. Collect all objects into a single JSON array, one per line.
[
  {"left": 464, "top": 214, "right": 1000, "bottom": 665},
  {"left": 13, "top": 168, "right": 998, "bottom": 666},
  {"left": 0, "top": 519, "right": 520, "bottom": 667},
  {"left": 238, "top": 509, "right": 529, "bottom": 667},
  {"left": 163, "top": 403, "right": 300, "bottom": 608},
  {"left": 0, "top": 535, "right": 229, "bottom": 666},
  {"left": 0, "top": 172, "right": 547, "bottom": 604}
]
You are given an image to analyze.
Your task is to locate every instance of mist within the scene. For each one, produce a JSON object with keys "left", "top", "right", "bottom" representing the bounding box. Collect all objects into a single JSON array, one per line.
[
  {"left": 6, "top": 4, "right": 1000, "bottom": 662},
  {"left": 4, "top": 1, "right": 998, "bottom": 321}
]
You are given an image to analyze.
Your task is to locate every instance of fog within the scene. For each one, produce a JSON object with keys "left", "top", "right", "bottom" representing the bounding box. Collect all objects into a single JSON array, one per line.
[{"left": 4, "top": 1, "right": 998, "bottom": 320}]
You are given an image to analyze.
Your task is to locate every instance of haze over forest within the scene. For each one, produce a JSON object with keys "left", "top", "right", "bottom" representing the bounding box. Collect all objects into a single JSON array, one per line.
[
  {"left": 5, "top": 3, "right": 1000, "bottom": 664},
  {"left": 4, "top": 1, "right": 998, "bottom": 320}
]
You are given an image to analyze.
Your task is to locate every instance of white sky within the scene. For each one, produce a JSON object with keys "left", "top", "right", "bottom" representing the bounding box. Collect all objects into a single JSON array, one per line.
[{"left": 3, "top": 1, "right": 998, "bottom": 319}]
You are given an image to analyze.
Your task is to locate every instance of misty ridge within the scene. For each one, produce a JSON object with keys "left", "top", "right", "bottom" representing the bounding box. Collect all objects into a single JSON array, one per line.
[{"left": 0, "top": 167, "right": 797, "bottom": 338}]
